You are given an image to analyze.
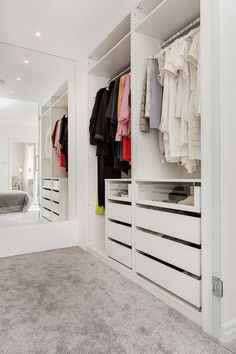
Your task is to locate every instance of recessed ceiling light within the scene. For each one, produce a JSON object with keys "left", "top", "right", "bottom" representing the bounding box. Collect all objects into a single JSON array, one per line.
[
  {"left": 16, "top": 77, "right": 22, "bottom": 81},
  {"left": 35, "top": 32, "right": 41, "bottom": 37},
  {"left": 10, "top": 90, "right": 14, "bottom": 94},
  {"left": 24, "top": 59, "right": 29, "bottom": 64}
]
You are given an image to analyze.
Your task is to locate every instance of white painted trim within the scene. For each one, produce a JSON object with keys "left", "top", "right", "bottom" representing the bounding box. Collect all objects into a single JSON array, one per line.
[
  {"left": 221, "top": 318, "right": 236, "bottom": 343},
  {"left": 0, "top": 220, "right": 78, "bottom": 259}
]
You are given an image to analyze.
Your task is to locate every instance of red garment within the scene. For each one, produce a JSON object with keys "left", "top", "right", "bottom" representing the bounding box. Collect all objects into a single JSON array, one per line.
[
  {"left": 60, "top": 152, "right": 66, "bottom": 168},
  {"left": 123, "top": 136, "right": 131, "bottom": 161}
]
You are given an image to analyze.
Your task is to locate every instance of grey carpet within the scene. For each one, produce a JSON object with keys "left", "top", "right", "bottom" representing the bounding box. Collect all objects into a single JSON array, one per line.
[{"left": 0, "top": 247, "right": 233, "bottom": 354}]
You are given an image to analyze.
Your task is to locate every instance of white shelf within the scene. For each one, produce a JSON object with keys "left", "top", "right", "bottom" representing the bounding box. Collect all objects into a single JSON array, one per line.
[
  {"left": 136, "top": 199, "right": 200, "bottom": 213},
  {"left": 135, "top": 0, "right": 200, "bottom": 40},
  {"left": 89, "top": 33, "right": 131, "bottom": 78},
  {"left": 107, "top": 179, "right": 131, "bottom": 182},
  {"left": 52, "top": 91, "right": 68, "bottom": 109},
  {"left": 136, "top": 0, "right": 163, "bottom": 17},
  {"left": 89, "top": 15, "right": 130, "bottom": 61},
  {"left": 135, "top": 179, "right": 201, "bottom": 183},
  {"left": 108, "top": 196, "right": 131, "bottom": 203}
]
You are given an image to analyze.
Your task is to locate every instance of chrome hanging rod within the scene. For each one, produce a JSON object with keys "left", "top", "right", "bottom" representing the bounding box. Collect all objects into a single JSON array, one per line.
[
  {"left": 108, "top": 66, "right": 131, "bottom": 85},
  {"left": 161, "top": 17, "right": 200, "bottom": 49}
]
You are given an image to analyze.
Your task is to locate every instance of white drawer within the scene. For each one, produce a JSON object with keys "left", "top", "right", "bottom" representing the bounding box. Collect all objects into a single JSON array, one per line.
[
  {"left": 42, "top": 216, "right": 51, "bottom": 223},
  {"left": 136, "top": 229, "right": 201, "bottom": 276},
  {"left": 135, "top": 252, "right": 201, "bottom": 308},
  {"left": 106, "top": 239, "right": 132, "bottom": 268},
  {"left": 41, "top": 207, "right": 52, "bottom": 221},
  {"left": 42, "top": 189, "right": 51, "bottom": 199},
  {"left": 135, "top": 207, "right": 201, "bottom": 244},
  {"left": 51, "top": 190, "right": 60, "bottom": 203},
  {"left": 43, "top": 179, "right": 52, "bottom": 189},
  {"left": 51, "top": 212, "right": 59, "bottom": 222},
  {"left": 52, "top": 179, "right": 60, "bottom": 191},
  {"left": 106, "top": 201, "right": 132, "bottom": 224},
  {"left": 42, "top": 198, "right": 51, "bottom": 210},
  {"left": 106, "top": 220, "right": 132, "bottom": 246},
  {"left": 51, "top": 201, "right": 59, "bottom": 214}
]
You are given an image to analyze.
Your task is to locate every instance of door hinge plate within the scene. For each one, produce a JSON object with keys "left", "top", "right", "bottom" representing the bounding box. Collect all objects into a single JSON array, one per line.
[{"left": 212, "top": 277, "right": 223, "bottom": 298}]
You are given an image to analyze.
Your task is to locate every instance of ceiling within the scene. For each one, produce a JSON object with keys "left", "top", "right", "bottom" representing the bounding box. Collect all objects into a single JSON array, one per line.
[
  {"left": 0, "top": 43, "right": 74, "bottom": 103},
  {"left": 0, "top": 0, "right": 138, "bottom": 59},
  {"left": 0, "top": 98, "right": 38, "bottom": 126}
]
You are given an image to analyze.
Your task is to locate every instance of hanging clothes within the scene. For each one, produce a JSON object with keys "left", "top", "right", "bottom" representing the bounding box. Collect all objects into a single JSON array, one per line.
[
  {"left": 89, "top": 72, "right": 132, "bottom": 209},
  {"left": 59, "top": 115, "right": 68, "bottom": 172},
  {"left": 116, "top": 73, "right": 131, "bottom": 141},
  {"left": 106, "top": 78, "right": 130, "bottom": 173},
  {"left": 141, "top": 27, "right": 202, "bottom": 173},
  {"left": 89, "top": 88, "right": 106, "bottom": 145}
]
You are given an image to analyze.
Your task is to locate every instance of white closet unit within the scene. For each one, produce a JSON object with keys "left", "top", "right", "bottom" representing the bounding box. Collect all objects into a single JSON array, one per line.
[
  {"left": 41, "top": 178, "right": 68, "bottom": 223},
  {"left": 87, "top": 15, "right": 131, "bottom": 260},
  {"left": 40, "top": 82, "right": 69, "bottom": 222},
  {"left": 86, "top": 0, "right": 207, "bottom": 329},
  {"left": 105, "top": 180, "right": 132, "bottom": 269}
]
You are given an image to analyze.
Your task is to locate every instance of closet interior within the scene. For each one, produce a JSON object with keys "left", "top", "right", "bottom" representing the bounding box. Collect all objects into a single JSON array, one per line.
[
  {"left": 87, "top": 0, "right": 203, "bottom": 325},
  {"left": 40, "top": 81, "right": 69, "bottom": 223}
]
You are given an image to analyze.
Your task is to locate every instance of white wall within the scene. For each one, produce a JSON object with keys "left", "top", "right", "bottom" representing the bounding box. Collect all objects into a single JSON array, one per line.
[
  {"left": 12, "top": 142, "right": 25, "bottom": 178},
  {"left": 0, "top": 123, "right": 38, "bottom": 192},
  {"left": 218, "top": 0, "right": 236, "bottom": 343}
]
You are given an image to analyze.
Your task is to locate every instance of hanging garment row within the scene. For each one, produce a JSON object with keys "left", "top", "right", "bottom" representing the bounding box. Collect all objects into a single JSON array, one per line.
[
  {"left": 89, "top": 72, "right": 131, "bottom": 210},
  {"left": 52, "top": 114, "right": 69, "bottom": 171},
  {"left": 140, "top": 27, "right": 200, "bottom": 173}
]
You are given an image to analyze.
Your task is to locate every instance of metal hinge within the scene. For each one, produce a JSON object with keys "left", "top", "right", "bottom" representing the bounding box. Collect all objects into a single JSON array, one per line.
[{"left": 212, "top": 277, "right": 223, "bottom": 298}]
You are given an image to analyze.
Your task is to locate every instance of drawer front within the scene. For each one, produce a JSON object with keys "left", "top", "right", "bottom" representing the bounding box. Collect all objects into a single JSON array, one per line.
[
  {"left": 43, "top": 179, "right": 52, "bottom": 189},
  {"left": 42, "top": 189, "right": 51, "bottom": 199},
  {"left": 136, "top": 229, "right": 201, "bottom": 276},
  {"left": 52, "top": 180, "right": 60, "bottom": 191},
  {"left": 106, "top": 201, "right": 131, "bottom": 224},
  {"left": 41, "top": 207, "right": 52, "bottom": 221},
  {"left": 51, "top": 212, "right": 59, "bottom": 222},
  {"left": 51, "top": 201, "right": 59, "bottom": 214},
  {"left": 135, "top": 252, "right": 201, "bottom": 308},
  {"left": 42, "top": 198, "right": 51, "bottom": 210},
  {"left": 106, "top": 220, "right": 132, "bottom": 246},
  {"left": 106, "top": 239, "right": 132, "bottom": 268},
  {"left": 51, "top": 191, "right": 60, "bottom": 203},
  {"left": 135, "top": 207, "right": 201, "bottom": 244},
  {"left": 42, "top": 216, "right": 50, "bottom": 223}
]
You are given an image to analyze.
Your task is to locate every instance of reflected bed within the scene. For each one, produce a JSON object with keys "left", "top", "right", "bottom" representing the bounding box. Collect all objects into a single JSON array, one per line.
[{"left": 0, "top": 191, "right": 31, "bottom": 214}]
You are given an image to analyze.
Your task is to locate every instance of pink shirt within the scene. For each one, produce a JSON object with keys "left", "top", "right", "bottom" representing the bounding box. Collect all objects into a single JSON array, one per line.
[{"left": 116, "top": 73, "right": 131, "bottom": 141}]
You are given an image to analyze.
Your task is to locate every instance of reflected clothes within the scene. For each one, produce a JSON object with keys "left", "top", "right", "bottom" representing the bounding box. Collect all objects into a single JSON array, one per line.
[
  {"left": 52, "top": 114, "right": 68, "bottom": 171},
  {"left": 59, "top": 115, "right": 68, "bottom": 172}
]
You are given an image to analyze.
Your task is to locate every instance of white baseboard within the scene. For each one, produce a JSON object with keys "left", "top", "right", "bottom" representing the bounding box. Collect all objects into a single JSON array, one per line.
[
  {"left": 221, "top": 318, "right": 236, "bottom": 343},
  {"left": 0, "top": 220, "right": 78, "bottom": 258}
]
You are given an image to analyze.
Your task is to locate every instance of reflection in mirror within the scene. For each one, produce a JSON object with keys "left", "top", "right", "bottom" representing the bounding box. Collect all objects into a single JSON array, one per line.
[{"left": 0, "top": 43, "right": 75, "bottom": 228}]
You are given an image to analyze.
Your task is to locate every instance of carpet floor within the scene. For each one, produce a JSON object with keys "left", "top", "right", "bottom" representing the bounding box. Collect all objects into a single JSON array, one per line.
[{"left": 0, "top": 247, "right": 233, "bottom": 354}]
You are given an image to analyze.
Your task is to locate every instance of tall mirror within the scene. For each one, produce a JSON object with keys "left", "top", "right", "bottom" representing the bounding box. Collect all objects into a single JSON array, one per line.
[{"left": 0, "top": 43, "right": 75, "bottom": 227}]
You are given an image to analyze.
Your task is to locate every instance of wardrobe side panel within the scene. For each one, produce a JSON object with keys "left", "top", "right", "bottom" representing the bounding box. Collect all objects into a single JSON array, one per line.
[
  {"left": 88, "top": 75, "right": 108, "bottom": 253},
  {"left": 133, "top": 32, "right": 201, "bottom": 180}
]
